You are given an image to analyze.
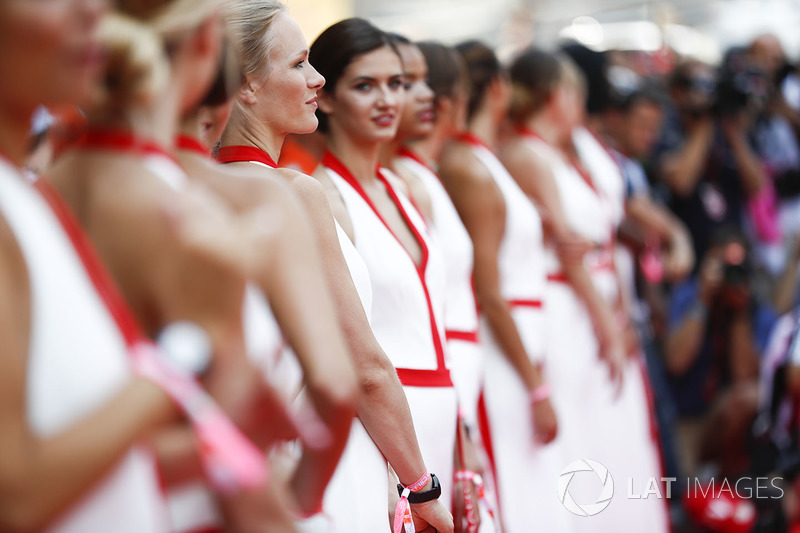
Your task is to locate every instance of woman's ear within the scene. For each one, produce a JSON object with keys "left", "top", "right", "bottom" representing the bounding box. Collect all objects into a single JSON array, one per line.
[
  {"left": 193, "top": 13, "right": 222, "bottom": 60},
  {"left": 239, "top": 76, "right": 260, "bottom": 105},
  {"left": 317, "top": 87, "right": 335, "bottom": 116}
]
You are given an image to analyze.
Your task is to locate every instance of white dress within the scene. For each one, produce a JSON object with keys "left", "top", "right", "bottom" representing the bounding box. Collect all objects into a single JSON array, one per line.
[
  {"left": 323, "top": 152, "right": 458, "bottom": 510},
  {"left": 0, "top": 160, "right": 168, "bottom": 533},
  {"left": 458, "top": 135, "right": 569, "bottom": 533},
  {"left": 396, "top": 150, "right": 483, "bottom": 427},
  {"left": 214, "top": 150, "right": 389, "bottom": 532},
  {"left": 524, "top": 128, "right": 667, "bottom": 533},
  {"left": 296, "top": 221, "right": 389, "bottom": 533}
]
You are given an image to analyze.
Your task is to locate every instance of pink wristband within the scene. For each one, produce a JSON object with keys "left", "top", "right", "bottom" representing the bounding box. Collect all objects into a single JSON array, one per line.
[
  {"left": 394, "top": 472, "right": 431, "bottom": 533},
  {"left": 530, "top": 383, "right": 551, "bottom": 404}
]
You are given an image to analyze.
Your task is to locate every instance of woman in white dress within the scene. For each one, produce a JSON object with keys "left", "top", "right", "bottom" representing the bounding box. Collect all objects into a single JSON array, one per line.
[
  {"left": 309, "top": 17, "right": 459, "bottom": 529},
  {"left": 438, "top": 41, "right": 562, "bottom": 533},
  {"left": 46, "top": 2, "right": 311, "bottom": 530},
  {"left": 217, "top": 5, "right": 454, "bottom": 531},
  {"left": 500, "top": 47, "right": 667, "bottom": 533},
  {"left": 0, "top": 2, "right": 217, "bottom": 531},
  {"left": 385, "top": 38, "right": 499, "bottom": 531}
]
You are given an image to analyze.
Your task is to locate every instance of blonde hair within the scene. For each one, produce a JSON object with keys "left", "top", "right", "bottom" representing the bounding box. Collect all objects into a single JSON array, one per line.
[
  {"left": 95, "top": 0, "right": 228, "bottom": 111},
  {"left": 225, "top": 0, "right": 286, "bottom": 80}
]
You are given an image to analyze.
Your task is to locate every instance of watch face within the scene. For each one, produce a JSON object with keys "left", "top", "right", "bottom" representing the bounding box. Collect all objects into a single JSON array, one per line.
[{"left": 158, "top": 321, "right": 212, "bottom": 376}]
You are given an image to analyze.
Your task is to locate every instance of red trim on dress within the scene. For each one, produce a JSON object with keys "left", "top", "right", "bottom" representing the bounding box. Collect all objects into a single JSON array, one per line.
[
  {"left": 397, "top": 146, "right": 432, "bottom": 171},
  {"left": 506, "top": 299, "right": 543, "bottom": 309},
  {"left": 476, "top": 391, "right": 505, "bottom": 530},
  {"left": 216, "top": 145, "right": 278, "bottom": 168},
  {"left": 516, "top": 126, "right": 598, "bottom": 194},
  {"left": 322, "top": 151, "right": 452, "bottom": 388},
  {"left": 75, "top": 129, "right": 181, "bottom": 168},
  {"left": 176, "top": 135, "right": 210, "bottom": 157},
  {"left": 445, "top": 330, "right": 479, "bottom": 343},
  {"left": 34, "top": 177, "right": 173, "bottom": 525},
  {"left": 35, "top": 178, "right": 145, "bottom": 345},
  {"left": 457, "top": 132, "right": 496, "bottom": 154}
]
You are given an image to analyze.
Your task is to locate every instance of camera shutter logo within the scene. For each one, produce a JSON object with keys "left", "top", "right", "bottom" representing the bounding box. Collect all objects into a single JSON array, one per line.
[{"left": 558, "top": 459, "right": 614, "bottom": 517}]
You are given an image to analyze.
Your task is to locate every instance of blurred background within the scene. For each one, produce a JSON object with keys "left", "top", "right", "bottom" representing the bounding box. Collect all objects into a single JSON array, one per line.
[{"left": 285, "top": 0, "right": 800, "bottom": 65}]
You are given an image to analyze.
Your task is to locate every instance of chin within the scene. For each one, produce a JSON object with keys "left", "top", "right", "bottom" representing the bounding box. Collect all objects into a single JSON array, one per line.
[{"left": 294, "top": 117, "right": 319, "bottom": 135}]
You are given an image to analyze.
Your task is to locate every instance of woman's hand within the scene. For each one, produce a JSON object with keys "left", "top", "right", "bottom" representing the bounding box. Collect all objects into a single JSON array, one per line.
[{"left": 532, "top": 397, "right": 558, "bottom": 444}]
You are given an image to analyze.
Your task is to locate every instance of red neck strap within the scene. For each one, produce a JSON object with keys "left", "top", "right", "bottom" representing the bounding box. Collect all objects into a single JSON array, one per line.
[
  {"left": 322, "top": 150, "right": 451, "bottom": 387},
  {"left": 175, "top": 135, "right": 209, "bottom": 157},
  {"left": 397, "top": 146, "right": 432, "bottom": 171},
  {"left": 216, "top": 145, "right": 277, "bottom": 168},
  {"left": 75, "top": 129, "right": 179, "bottom": 166},
  {"left": 457, "top": 131, "right": 494, "bottom": 153}
]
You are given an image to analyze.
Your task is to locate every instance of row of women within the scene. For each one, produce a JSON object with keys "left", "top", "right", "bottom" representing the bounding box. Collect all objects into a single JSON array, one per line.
[{"left": 0, "top": 0, "right": 671, "bottom": 532}]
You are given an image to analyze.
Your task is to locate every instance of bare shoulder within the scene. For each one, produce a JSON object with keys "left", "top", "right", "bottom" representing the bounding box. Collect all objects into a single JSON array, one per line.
[{"left": 439, "top": 140, "right": 494, "bottom": 188}]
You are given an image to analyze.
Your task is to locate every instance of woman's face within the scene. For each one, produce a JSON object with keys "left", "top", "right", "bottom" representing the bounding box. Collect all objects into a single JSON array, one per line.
[
  {"left": 553, "top": 82, "right": 585, "bottom": 131},
  {"left": 252, "top": 12, "right": 325, "bottom": 135},
  {"left": 319, "top": 46, "right": 405, "bottom": 144},
  {"left": 396, "top": 44, "right": 434, "bottom": 140},
  {"left": 0, "top": 0, "right": 107, "bottom": 112}
]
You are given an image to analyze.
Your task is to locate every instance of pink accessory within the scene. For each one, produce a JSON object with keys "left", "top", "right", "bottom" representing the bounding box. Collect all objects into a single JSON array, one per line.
[
  {"left": 529, "top": 383, "right": 551, "bottom": 404},
  {"left": 393, "top": 472, "right": 431, "bottom": 533},
  {"left": 131, "top": 342, "right": 267, "bottom": 493}
]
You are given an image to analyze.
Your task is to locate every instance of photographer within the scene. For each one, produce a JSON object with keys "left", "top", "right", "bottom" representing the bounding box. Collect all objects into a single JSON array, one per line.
[
  {"left": 654, "top": 56, "right": 769, "bottom": 268},
  {"left": 664, "top": 228, "right": 763, "bottom": 479}
]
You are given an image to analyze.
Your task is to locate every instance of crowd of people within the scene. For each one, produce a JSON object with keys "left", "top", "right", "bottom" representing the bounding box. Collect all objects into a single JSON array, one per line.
[{"left": 3, "top": 0, "right": 800, "bottom": 532}]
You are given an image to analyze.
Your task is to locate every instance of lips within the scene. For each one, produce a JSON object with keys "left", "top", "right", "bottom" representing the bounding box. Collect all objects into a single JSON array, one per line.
[
  {"left": 372, "top": 113, "right": 396, "bottom": 127},
  {"left": 417, "top": 107, "right": 435, "bottom": 123},
  {"left": 305, "top": 96, "right": 318, "bottom": 109}
]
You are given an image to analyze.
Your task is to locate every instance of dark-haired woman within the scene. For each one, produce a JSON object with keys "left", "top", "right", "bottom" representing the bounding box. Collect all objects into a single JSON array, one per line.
[
  {"left": 439, "top": 41, "right": 563, "bottom": 533},
  {"left": 500, "top": 47, "right": 668, "bottom": 533},
  {"left": 218, "top": 5, "right": 453, "bottom": 532},
  {"left": 387, "top": 39, "right": 500, "bottom": 531},
  {"left": 310, "top": 17, "right": 458, "bottom": 530}
]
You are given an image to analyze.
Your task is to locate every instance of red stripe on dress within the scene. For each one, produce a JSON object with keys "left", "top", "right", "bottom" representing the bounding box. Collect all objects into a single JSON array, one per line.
[
  {"left": 176, "top": 135, "right": 209, "bottom": 157},
  {"left": 507, "top": 299, "right": 543, "bottom": 308},
  {"left": 323, "top": 151, "right": 452, "bottom": 388},
  {"left": 35, "top": 178, "right": 145, "bottom": 346},
  {"left": 445, "top": 330, "right": 479, "bottom": 343},
  {"left": 476, "top": 391, "right": 505, "bottom": 531},
  {"left": 216, "top": 145, "right": 278, "bottom": 168},
  {"left": 74, "top": 129, "right": 182, "bottom": 168},
  {"left": 34, "top": 176, "right": 173, "bottom": 521},
  {"left": 397, "top": 146, "right": 431, "bottom": 171}
]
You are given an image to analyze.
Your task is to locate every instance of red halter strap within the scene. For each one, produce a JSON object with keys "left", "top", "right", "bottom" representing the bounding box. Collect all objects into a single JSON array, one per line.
[
  {"left": 322, "top": 150, "right": 452, "bottom": 388},
  {"left": 216, "top": 145, "right": 278, "bottom": 168},
  {"left": 175, "top": 134, "right": 210, "bottom": 157}
]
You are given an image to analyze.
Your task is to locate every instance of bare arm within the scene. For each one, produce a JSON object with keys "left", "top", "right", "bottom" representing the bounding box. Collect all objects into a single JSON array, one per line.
[
  {"left": 664, "top": 259, "right": 720, "bottom": 376},
  {"left": 659, "top": 118, "right": 715, "bottom": 197},
  {"left": 247, "top": 174, "right": 357, "bottom": 514},
  {"left": 626, "top": 195, "right": 695, "bottom": 281},
  {"left": 0, "top": 214, "right": 178, "bottom": 532},
  {"left": 441, "top": 145, "right": 557, "bottom": 442},
  {"left": 290, "top": 174, "right": 426, "bottom": 485},
  {"left": 501, "top": 142, "right": 623, "bottom": 384},
  {"left": 295, "top": 172, "right": 453, "bottom": 532},
  {"left": 722, "top": 117, "right": 766, "bottom": 197}
]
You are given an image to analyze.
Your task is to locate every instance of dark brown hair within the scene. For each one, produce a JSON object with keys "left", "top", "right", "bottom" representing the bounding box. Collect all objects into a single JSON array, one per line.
[
  {"left": 454, "top": 40, "right": 502, "bottom": 121},
  {"left": 417, "top": 41, "right": 467, "bottom": 102},
  {"left": 309, "top": 18, "right": 400, "bottom": 133}
]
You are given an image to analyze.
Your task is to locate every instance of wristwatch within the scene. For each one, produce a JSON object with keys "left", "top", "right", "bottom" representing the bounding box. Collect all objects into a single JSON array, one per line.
[
  {"left": 398, "top": 473, "right": 442, "bottom": 504},
  {"left": 157, "top": 321, "right": 212, "bottom": 378}
]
